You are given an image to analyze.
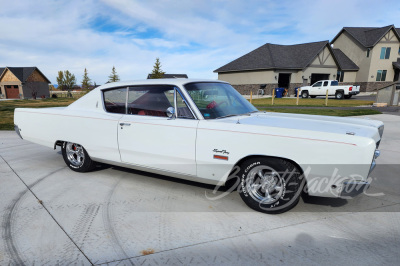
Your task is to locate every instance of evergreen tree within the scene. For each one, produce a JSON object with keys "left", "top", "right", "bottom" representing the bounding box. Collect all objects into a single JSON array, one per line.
[
  {"left": 150, "top": 58, "right": 165, "bottom": 79},
  {"left": 81, "top": 68, "right": 92, "bottom": 90},
  {"left": 108, "top": 66, "right": 120, "bottom": 83}
]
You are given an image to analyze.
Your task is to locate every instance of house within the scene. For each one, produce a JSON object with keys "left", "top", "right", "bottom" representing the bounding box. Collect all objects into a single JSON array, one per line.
[
  {"left": 215, "top": 25, "right": 400, "bottom": 94},
  {"left": 331, "top": 25, "right": 400, "bottom": 91},
  {"left": 214, "top": 41, "right": 342, "bottom": 95},
  {"left": 0, "top": 67, "right": 51, "bottom": 99},
  {"left": 147, "top": 74, "right": 188, "bottom": 79}
]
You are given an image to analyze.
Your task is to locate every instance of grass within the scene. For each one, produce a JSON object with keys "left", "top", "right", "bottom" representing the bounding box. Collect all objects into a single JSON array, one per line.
[
  {"left": 0, "top": 98, "right": 77, "bottom": 130},
  {"left": 258, "top": 108, "right": 382, "bottom": 117},
  {"left": 250, "top": 97, "right": 374, "bottom": 107}
]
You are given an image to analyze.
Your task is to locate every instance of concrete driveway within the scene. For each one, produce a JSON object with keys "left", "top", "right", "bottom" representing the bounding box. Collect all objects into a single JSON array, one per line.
[{"left": 0, "top": 114, "right": 399, "bottom": 265}]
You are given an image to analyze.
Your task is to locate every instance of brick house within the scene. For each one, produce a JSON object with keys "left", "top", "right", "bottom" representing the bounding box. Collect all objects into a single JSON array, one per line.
[{"left": 0, "top": 67, "right": 51, "bottom": 99}]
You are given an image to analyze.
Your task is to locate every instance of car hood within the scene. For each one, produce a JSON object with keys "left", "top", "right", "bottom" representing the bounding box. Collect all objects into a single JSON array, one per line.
[{"left": 218, "top": 112, "right": 383, "bottom": 143}]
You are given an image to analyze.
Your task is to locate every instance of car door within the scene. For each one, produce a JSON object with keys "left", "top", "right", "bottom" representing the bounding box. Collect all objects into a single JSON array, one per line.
[
  {"left": 117, "top": 85, "right": 198, "bottom": 176},
  {"left": 322, "top": 81, "right": 329, "bottom": 95},
  {"left": 310, "top": 81, "right": 322, "bottom": 95}
]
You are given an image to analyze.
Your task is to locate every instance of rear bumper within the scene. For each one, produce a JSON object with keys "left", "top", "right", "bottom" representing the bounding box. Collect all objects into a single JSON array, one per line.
[{"left": 349, "top": 91, "right": 360, "bottom": 95}]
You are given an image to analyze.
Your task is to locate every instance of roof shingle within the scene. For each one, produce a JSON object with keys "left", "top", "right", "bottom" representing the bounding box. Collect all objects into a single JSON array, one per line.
[
  {"left": 214, "top": 41, "right": 330, "bottom": 73},
  {"left": 332, "top": 49, "right": 359, "bottom": 71},
  {"left": 0, "top": 67, "right": 51, "bottom": 83},
  {"left": 333, "top": 25, "right": 399, "bottom": 48}
]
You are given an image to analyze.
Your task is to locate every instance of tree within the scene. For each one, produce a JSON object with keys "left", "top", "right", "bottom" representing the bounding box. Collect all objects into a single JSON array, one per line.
[
  {"left": 149, "top": 57, "right": 165, "bottom": 79},
  {"left": 81, "top": 68, "right": 92, "bottom": 90},
  {"left": 56, "top": 70, "right": 77, "bottom": 93},
  {"left": 108, "top": 66, "right": 120, "bottom": 83}
]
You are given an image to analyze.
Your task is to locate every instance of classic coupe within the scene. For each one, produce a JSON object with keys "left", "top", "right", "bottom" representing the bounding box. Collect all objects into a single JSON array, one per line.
[{"left": 14, "top": 79, "right": 384, "bottom": 213}]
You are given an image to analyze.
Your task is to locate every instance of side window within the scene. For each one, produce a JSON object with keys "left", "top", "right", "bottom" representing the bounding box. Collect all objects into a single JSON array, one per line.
[
  {"left": 127, "top": 85, "right": 172, "bottom": 117},
  {"left": 323, "top": 81, "right": 328, "bottom": 86},
  {"left": 165, "top": 88, "right": 194, "bottom": 119},
  {"left": 313, "top": 81, "right": 322, "bottom": 87},
  {"left": 103, "top": 88, "right": 127, "bottom": 114},
  {"left": 376, "top": 70, "right": 387, "bottom": 81},
  {"left": 380, "top": 47, "right": 391, "bottom": 59}
]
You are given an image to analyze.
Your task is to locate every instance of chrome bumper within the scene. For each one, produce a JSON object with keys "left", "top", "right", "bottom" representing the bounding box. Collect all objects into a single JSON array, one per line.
[{"left": 369, "top": 149, "right": 380, "bottom": 174}]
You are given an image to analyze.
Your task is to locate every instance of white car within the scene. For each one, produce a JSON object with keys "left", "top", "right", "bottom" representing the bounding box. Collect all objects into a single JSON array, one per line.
[
  {"left": 299, "top": 80, "right": 360, "bottom": 99},
  {"left": 14, "top": 79, "right": 383, "bottom": 213}
]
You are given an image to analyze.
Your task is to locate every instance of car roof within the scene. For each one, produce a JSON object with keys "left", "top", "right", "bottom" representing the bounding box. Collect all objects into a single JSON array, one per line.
[{"left": 97, "top": 79, "right": 228, "bottom": 90}]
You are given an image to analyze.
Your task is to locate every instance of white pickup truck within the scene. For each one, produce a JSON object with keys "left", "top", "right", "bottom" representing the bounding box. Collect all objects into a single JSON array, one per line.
[{"left": 299, "top": 80, "right": 360, "bottom": 99}]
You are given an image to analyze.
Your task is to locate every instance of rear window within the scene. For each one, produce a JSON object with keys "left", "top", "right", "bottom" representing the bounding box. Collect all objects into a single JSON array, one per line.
[{"left": 331, "top": 81, "right": 339, "bottom": 86}]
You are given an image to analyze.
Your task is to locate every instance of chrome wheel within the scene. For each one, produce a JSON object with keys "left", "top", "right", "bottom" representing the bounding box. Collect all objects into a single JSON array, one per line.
[
  {"left": 65, "top": 142, "right": 85, "bottom": 167},
  {"left": 246, "top": 165, "right": 285, "bottom": 204}
]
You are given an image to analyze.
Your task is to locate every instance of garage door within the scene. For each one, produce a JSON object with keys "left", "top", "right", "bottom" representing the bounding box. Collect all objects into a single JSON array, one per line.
[
  {"left": 310, "top": 74, "right": 330, "bottom": 85},
  {"left": 5, "top": 85, "right": 19, "bottom": 99}
]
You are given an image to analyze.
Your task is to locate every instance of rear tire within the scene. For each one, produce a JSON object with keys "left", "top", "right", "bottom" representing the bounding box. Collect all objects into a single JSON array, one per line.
[
  {"left": 62, "top": 142, "right": 95, "bottom": 172},
  {"left": 335, "top": 91, "right": 344, "bottom": 99},
  {"left": 238, "top": 157, "right": 305, "bottom": 214},
  {"left": 301, "top": 91, "right": 309, "bottom": 98}
]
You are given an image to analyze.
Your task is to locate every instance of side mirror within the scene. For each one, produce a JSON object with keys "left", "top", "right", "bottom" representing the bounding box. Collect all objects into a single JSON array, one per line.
[{"left": 166, "top": 107, "right": 175, "bottom": 118}]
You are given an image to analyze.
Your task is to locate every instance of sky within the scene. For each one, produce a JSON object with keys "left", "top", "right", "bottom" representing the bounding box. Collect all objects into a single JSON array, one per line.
[{"left": 0, "top": 0, "right": 399, "bottom": 85}]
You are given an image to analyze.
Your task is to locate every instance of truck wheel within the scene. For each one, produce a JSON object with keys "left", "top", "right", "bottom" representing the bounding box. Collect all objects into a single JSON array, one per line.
[
  {"left": 344, "top": 95, "right": 352, "bottom": 99},
  {"left": 335, "top": 91, "right": 344, "bottom": 99},
  {"left": 301, "top": 91, "right": 309, "bottom": 98},
  {"left": 62, "top": 142, "right": 95, "bottom": 172},
  {"left": 310, "top": 96, "right": 317, "bottom": 98},
  {"left": 238, "top": 157, "right": 305, "bottom": 214}
]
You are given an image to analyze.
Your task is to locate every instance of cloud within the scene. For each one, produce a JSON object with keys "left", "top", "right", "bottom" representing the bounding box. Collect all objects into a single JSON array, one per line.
[{"left": 0, "top": 0, "right": 399, "bottom": 84}]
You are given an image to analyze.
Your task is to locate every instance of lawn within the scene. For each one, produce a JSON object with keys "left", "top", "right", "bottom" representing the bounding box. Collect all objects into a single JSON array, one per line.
[
  {"left": 0, "top": 97, "right": 382, "bottom": 131},
  {"left": 250, "top": 97, "right": 374, "bottom": 107},
  {"left": 258, "top": 108, "right": 382, "bottom": 117},
  {"left": 0, "top": 98, "right": 77, "bottom": 130}
]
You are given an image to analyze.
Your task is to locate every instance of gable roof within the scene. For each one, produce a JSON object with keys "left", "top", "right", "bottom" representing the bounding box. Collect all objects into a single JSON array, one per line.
[
  {"left": 0, "top": 68, "right": 5, "bottom": 77},
  {"left": 332, "top": 25, "right": 400, "bottom": 48},
  {"left": 332, "top": 49, "right": 359, "bottom": 71},
  {"left": 0, "top": 67, "right": 51, "bottom": 83},
  {"left": 147, "top": 73, "right": 188, "bottom": 79},
  {"left": 214, "top": 41, "right": 333, "bottom": 73}
]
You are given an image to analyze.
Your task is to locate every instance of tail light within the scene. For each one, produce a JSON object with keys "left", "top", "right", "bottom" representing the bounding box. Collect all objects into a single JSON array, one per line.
[{"left": 349, "top": 87, "right": 352, "bottom": 91}]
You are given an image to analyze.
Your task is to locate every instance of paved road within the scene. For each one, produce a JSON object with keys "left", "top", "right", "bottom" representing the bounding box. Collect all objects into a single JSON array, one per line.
[{"left": 0, "top": 114, "right": 399, "bottom": 265}]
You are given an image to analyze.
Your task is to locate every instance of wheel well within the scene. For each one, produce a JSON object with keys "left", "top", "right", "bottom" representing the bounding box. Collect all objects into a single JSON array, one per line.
[
  {"left": 231, "top": 155, "right": 304, "bottom": 176},
  {"left": 335, "top": 89, "right": 344, "bottom": 93},
  {"left": 54, "top": 140, "right": 64, "bottom": 150}
]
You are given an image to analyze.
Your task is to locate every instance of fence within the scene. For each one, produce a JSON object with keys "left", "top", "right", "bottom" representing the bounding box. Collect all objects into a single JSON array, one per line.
[{"left": 50, "top": 91, "right": 87, "bottom": 98}]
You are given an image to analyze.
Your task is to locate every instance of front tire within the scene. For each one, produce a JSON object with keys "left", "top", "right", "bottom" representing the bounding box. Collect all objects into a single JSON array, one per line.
[
  {"left": 62, "top": 142, "right": 95, "bottom": 172},
  {"left": 301, "top": 91, "right": 309, "bottom": 98},
  {"left": 238, "top": 157, "right": 305, "bottom": 214}
]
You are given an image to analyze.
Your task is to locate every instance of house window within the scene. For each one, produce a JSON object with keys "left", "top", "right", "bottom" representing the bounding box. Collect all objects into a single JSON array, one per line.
[
  {"left": 367, "top": 48, "right": 370, "bottom": 57},
  {"left": 337, "top": 71, "right": 344, "bottom": 82},
  {"left": 380, "top": 47, "right": 391, "bottom": 59},
  {"left": 376, "top": 70, "right": 387, "bottom": 81}
]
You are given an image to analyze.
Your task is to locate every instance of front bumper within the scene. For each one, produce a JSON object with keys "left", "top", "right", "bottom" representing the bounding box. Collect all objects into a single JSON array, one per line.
[{"left": 349, "top": 91, "right": 360, "bottom": 95}]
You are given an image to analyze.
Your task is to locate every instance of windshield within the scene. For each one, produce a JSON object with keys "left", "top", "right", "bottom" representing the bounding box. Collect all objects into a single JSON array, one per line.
[{"left": 184, "top": 82, "right": 258, "bottom": 119}]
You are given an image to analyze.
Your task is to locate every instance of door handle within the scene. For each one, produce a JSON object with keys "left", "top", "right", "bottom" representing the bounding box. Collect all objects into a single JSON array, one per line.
[{"left": 119, "top": 123, "right": 131, "bottom": 126}]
